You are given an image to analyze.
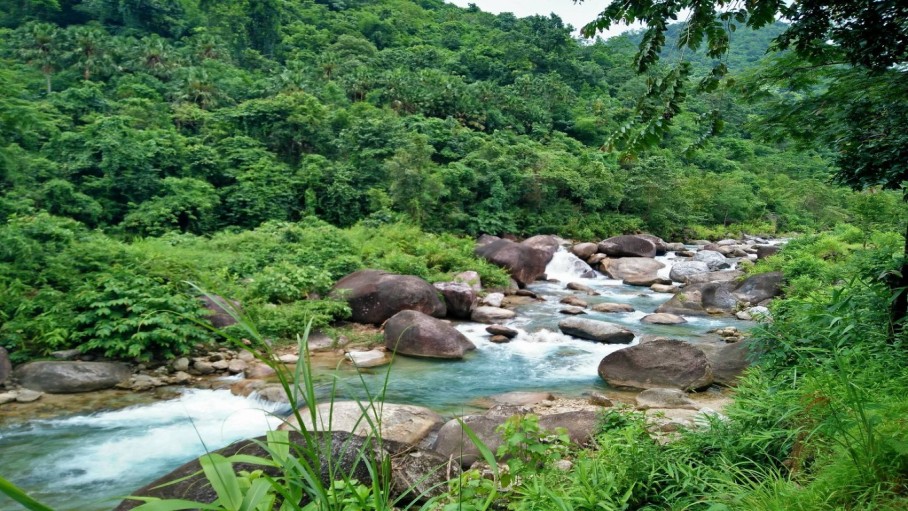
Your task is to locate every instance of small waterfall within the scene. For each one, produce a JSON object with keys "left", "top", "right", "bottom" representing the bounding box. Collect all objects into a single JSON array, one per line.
[{"left": 544, "top": 248, "right": 597, "bottom": 282}]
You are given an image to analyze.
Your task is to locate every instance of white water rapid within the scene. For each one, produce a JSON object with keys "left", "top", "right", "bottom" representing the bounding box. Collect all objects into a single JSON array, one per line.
[{"left": 0, "top": 389, "right": 285, "bottom": 511}]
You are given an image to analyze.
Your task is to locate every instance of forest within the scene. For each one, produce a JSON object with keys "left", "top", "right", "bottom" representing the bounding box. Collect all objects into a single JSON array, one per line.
[{"left": 0, "top": 0, "right": 907, "bottom": 510}]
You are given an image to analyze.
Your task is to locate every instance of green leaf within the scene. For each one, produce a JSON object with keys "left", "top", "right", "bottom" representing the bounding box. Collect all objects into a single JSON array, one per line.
[
  {"left": 200, "top": 453, "right": 244, "bottom": 510},
  {"left": 0, "top": 476, "right": 56, "bottom": 511}
]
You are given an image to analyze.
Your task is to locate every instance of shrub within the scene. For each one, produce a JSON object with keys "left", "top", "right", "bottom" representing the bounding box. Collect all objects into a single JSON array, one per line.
[{"left": 72, "top": 270, "right": 212, "bottom": 360}]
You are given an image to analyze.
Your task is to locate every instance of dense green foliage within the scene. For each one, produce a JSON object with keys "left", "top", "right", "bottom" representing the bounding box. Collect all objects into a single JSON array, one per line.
[{"left": 0, "top": 0, "right": 854, "bottom": 240}]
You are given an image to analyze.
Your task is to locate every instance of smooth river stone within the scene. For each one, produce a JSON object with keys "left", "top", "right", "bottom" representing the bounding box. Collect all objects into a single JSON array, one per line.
[
  {"left": 471, "top": 306, "right": 516, "bottom": 323},
  {"left": 558, "top": 317, "right": 635, "bottom": 344}
]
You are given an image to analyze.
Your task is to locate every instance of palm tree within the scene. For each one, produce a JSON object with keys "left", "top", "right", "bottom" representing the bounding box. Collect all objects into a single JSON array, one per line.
[
  {"left": 15, "top": 22, "right": 61, "bottom": 94},
  {"left": 65, "top": 25, "right": 112, "bottom": 81}
]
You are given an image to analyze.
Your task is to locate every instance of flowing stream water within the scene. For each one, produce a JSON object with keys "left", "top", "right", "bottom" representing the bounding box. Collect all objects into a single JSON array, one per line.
[{"left": 0, "top": 249, "right": 748, "bottom": 511}]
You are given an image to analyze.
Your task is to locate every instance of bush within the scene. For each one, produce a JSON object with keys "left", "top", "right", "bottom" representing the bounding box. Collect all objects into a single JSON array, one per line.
[{"left": 72, "top": 270, "right": 212, "bottom": 360}]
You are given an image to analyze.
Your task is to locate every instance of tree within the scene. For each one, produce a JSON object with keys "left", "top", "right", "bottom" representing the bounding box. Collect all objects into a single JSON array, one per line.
[
  {"left": 14, "top": 21, "right": 61, "bottom": 93},
  {"left": 580, "top": 0, "right": 908, "bottom": 329}
]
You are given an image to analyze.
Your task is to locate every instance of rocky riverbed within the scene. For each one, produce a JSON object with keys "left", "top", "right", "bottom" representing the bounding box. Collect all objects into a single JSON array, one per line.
[{"left": 0, "top": 233, "right": 784, "bottom": 511}]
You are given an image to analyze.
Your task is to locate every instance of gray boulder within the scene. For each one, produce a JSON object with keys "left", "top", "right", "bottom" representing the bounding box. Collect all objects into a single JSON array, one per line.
[
  {"left": 598, "top": 339, "right": 713, "bottom": 390},
  {"left": 602, "top": 257, "right": 665, "bottom": 280},
  {"left": 598, "top": 235, "right": 657, "bottom": 258},
  {"left": 475, "top": 239, "right": 553, "bottom": 287},
  {"left": 331, "top": 270, "right": 446, "bottom": 325},
  {"left": 669, "top": 261, "right": 710, "bottom": 282},
  {"left": 558, "top": 317, "right": 635, "bottom": 344},
  {"left": 384, "top": 310, "right": 475, "bottom": 359},
  {"left": 733, "top": 272, "right": 783, "bottom": 305},
  {"left": 14, "top": 361, "right": 132, "bottom": 393},
  {"left": 693, "top": 250, "right": 731, "bottom": 270},
  {"left": 433, "top": 282, "right": 477, "bottom": 319}
]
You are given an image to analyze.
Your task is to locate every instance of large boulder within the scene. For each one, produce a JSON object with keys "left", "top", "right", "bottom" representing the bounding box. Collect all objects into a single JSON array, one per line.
[
  {"left": 200, "top": 294, "right": 241, "bottom": 328},
  {"left": 598, "top": 235, "right": 657, "bottom": 258},
  {"left": 281, "top": 401, "right": 443, "bottom": 445},
  {"left": 331, "top": 270, "right": 446, "bottom": 325},
  {"left": 14, "top": 361, "right": 131, "bottom": 393},
  {"left": 433, "top": 282, "right": 477, "bottom": 319},
  {"left": 733, "top": 272, "right": 783, "bottom": 305},
  {"left": 475, "top": 239, "right": 553, "bottom": 287},
  {"left": 558, "top": 317, "right": 635, "bottom": 344},
  {"left": 668, "top": 261, "right": 710, "bottom": 282},
  {"left": 522, "top": 235, "right": 561, "bottom": 258},
  {"left": 602, "top": 257, "right": 665, "bottom": 280},
  {"left": 0, "top": 347, "right": 11, "bottom": 383},
  {"left": 693, "top": 250, "right": 731, "bottom": 271},
  {"left": 114, "top": 431, "right": 455, "bottom": 511},
  {"left": 598, "top": 339, "right": 713, "bottom": 390},
  {"left": 701, "top": 339, "right": 755, "bottom": 386},
  {"left": 384, "top": 310, "right": 475, "bottom": 359}
]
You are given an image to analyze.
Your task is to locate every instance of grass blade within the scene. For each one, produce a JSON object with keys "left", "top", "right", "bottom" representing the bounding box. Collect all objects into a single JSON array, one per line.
[{"left": 0, "top": 476, "right": 55, "bottom": 511}]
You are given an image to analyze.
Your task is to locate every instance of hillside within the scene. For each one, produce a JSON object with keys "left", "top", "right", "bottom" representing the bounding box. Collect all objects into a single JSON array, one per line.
[{"left": 2, "top": 0, "right": 843, "bottom": 241}]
